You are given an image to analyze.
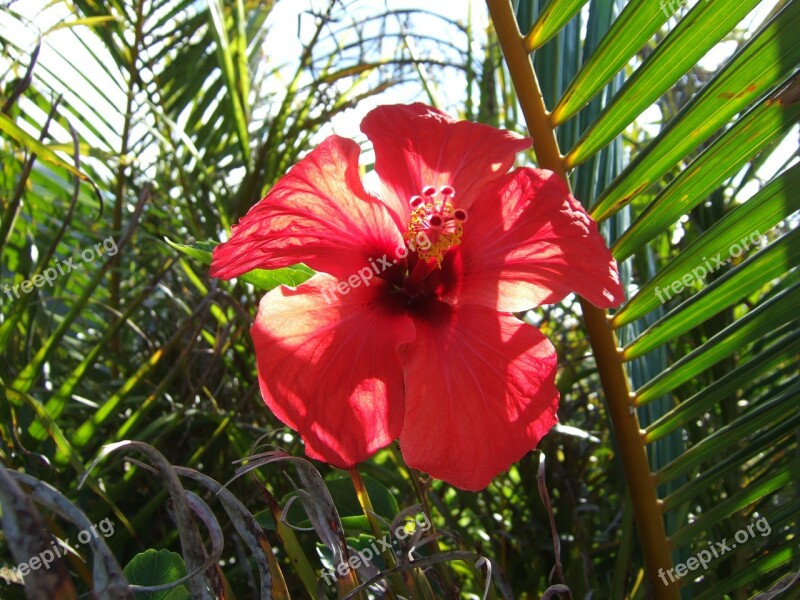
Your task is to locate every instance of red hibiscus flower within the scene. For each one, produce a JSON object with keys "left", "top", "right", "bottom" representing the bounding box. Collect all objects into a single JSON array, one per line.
[{"left": 211, "top": 103, "right": 624, "bottom": 490}]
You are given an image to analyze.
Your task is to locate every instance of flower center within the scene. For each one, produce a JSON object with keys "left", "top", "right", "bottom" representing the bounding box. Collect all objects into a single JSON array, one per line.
[{"left": 405, "top": 185, "right": 468, "bottom": 266}]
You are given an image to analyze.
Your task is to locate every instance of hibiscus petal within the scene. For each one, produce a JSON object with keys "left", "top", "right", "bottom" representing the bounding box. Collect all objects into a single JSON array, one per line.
[
  {"left": 251, "top": 274, "right": 415, "bottom": 467},
  {"left": 360, "top": 103, "right": 531, "bottom": 229},
  {"left": 211, "top": 136, "right": 404, "bottom": 281},
  {"left": 440, "top": 168, "right": 625, "bottom": 312},
  {"left": 399, "top": 303, "right": 558, "bottom": 491}
]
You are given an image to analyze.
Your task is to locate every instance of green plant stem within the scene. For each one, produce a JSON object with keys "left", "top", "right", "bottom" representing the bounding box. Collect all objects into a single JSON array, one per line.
[
  {"left": 386, "top": 444, "right": 457, "bottom": 595},
  {"left": 349, "top": 467, "right": 404, "bottom": 598},
  {"left": 109, "top": 0, "right": 146, "bottom": 376}
]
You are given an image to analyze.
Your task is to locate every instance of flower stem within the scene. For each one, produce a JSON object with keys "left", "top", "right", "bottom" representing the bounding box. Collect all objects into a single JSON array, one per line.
[
  {"left": 349, "top": 467, "right": 405, "bottom": 597},
  {"left": 387, "top": 444, "right": 457, "bottom": 595}
]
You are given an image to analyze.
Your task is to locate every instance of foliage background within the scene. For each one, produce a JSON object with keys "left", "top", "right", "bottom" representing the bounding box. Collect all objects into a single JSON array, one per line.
[{"left": 0, "top": 0, "right": 797, "bottom": 598}]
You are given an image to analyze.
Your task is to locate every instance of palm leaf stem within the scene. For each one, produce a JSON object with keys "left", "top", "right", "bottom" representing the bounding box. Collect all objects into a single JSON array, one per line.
[{"left": 485, "top": 1, "right": 676, "bottom": 596}]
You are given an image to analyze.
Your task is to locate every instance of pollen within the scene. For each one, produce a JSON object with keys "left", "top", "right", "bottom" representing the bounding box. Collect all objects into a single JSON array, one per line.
[{"left": 406, "top": 185, "right": 467, "bottom": 266}]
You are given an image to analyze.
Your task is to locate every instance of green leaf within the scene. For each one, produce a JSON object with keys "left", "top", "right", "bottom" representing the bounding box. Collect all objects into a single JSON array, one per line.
[
  {"left": 661, "top": 404, "right": 799, "bottom": 508},
  {"left": 283, "top": 475, "right": 400, "bottom": 533},
  {"left": 621, "top": 228, "right": 800, "bottom": 359},
  {"left": 669, "top": 463, "right": 796, "bottom": 548},
  {"left": 644, "top": 331, "right": 800, "bottom": 443},
  {"left": 551, "top": 0, "right": 670, "bottom": 124},
  {"left": 611, "top": 97, "right": 800, "bottom": 263},
  {"left": 655, "top": 381, "right": 798, "bottom": 485},
  {"left": 206, "top": 0, "right": 250, "bottom": 164},
  {"left": 590, "top": 0, "right": 800, "bottom": 221},
  {"left": 45, "top": 16, "right": 117, "bottom": 34},
  {"left": 613, "top": 164, "right": 800, "bottom": 329},
  {"left": 123, "top": 549, "right": 191, "bottom": 600},
  {"left": 253, "top": 508, "right": 276, "bottom": 531},
  {"left": 563, "top": 0, "right": 763, "bottom": 162},
  {"left": 489, "top": 1, "right": 799, "bottom": 595},
  {"left": 326, "top": 476, "right": 400, "bottom": 522},
  {"left": 525, "top": 0, "right": 588, "bottom": 51},
  {"left": 164, "top": 237, "right": 314, "bottom": 291},
  {"left": 635, "top": 282, "right": 799, "bottom": 404},
  {"left": 0, "top": 113, "right": 90, "bottom": 181},
  {"left": 694, "top": 533, "right": 797, "bottom": 599}
]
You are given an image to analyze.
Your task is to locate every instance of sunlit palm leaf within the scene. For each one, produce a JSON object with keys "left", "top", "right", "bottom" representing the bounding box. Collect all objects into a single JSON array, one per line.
[{"left": 488, "top": 0, "right": 798, "bottom": 597}]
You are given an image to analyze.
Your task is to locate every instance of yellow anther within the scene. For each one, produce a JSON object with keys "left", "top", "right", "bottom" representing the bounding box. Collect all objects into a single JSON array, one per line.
[{"left": 406, "top": 199, "right": 464, "bottom": 266}]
